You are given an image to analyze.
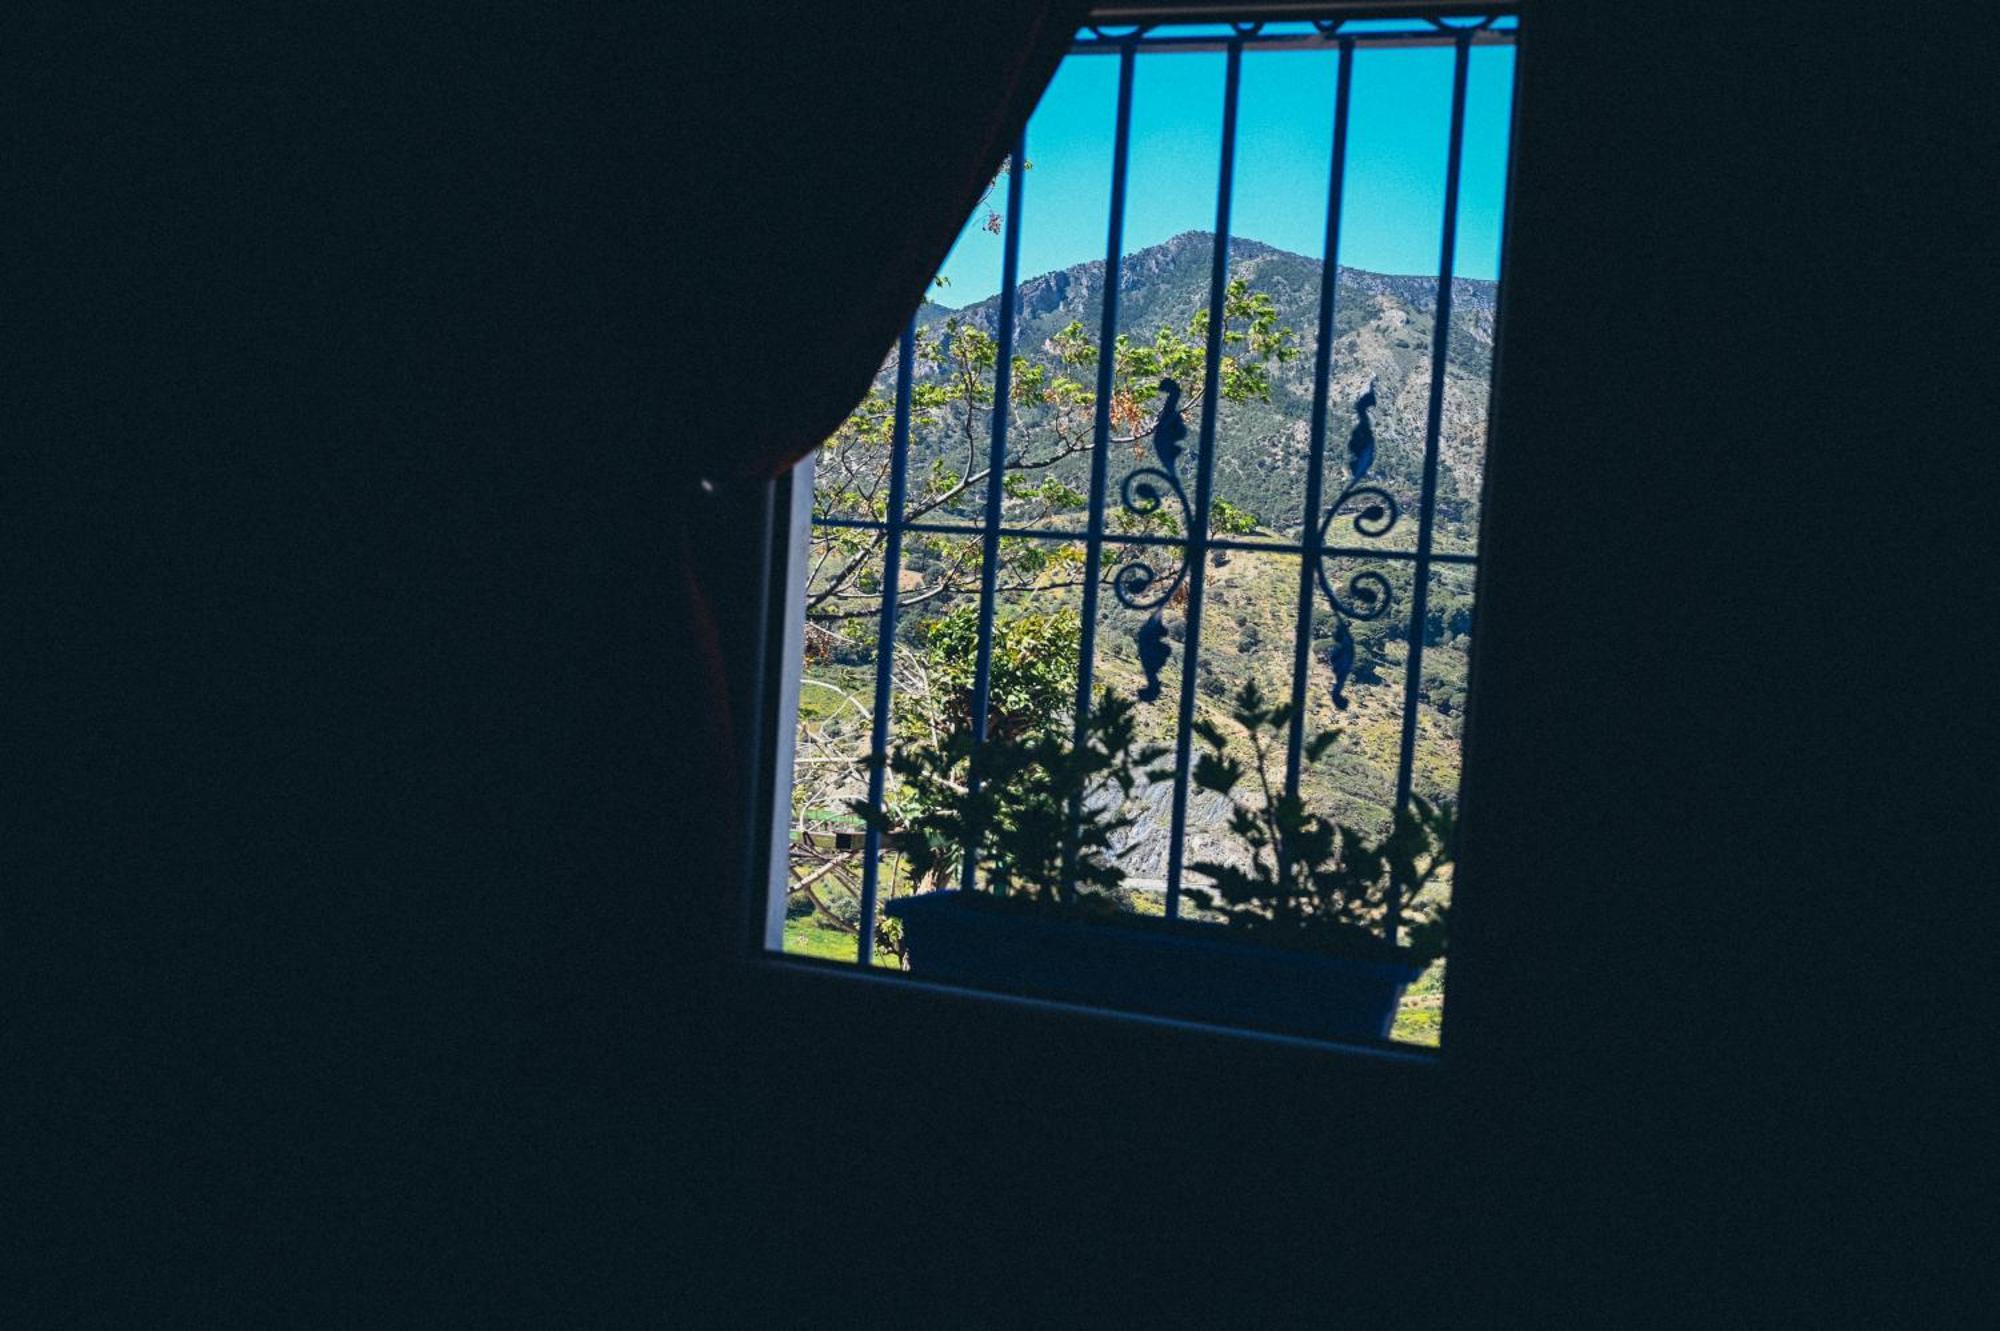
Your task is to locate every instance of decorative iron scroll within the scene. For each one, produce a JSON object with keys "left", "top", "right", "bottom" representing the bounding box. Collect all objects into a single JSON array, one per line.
[
  {"left": 1314, "top": 381, "right": 1399, "bottom": 709},
  {"left": 1110, "top": 378, "right": 1400, "bottom": 711},
  {"left": 1112, "top": 379, "right": 1191, "bottom": 701}
]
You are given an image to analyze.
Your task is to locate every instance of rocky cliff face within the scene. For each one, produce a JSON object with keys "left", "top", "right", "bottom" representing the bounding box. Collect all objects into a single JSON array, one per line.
[
  {"left": 910, "top": 231, "right": 1500, "bottom": 535},
  {"left": 933, "top": 231, "right": 1496, "bottom": 329}
]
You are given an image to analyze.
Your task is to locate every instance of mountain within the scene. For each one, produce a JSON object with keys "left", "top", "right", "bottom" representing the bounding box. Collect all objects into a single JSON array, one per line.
[
  {"left": 798, "top": 234, "right": 1495, "bottom": 1002},
  {"left": 911, "top": 231, "right": 1500, "bottom": 535},
  {"left": 834, "top": 232, "right": 1496, "bottom": 849}
]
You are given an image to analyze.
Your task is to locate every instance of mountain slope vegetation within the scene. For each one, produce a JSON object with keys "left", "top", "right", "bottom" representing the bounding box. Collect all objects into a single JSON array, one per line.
[{"left": 790, "top": 234, "right": 1496, "bottom": 1031}]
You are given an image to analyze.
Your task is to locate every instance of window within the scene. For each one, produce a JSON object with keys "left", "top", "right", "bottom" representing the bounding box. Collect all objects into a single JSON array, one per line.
[{"left": 760, "top": 8, "right": 1518, "bottom": 1050}]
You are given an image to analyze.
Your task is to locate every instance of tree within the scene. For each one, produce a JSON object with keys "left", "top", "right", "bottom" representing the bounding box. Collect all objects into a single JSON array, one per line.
[
  {"left": 788, "top": 268, "right": 1303, "bottom": 936},
  {"left": 804, "top": 276, "right": 1297, "bottom": 634},
  {"left": 911, "top": 603, "right": 1081, "bottom": 744},
  {"left": 1209, "top": 497, "right": 1260, "bottom": 536}
]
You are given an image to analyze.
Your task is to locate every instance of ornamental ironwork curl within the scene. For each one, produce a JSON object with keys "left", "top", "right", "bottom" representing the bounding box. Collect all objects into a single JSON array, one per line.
[
  {"left": 1314, "top": 380, "right": 1400, "bottom": 710},
  {"left": 1112, "top": 379, "right": 1192, "bottom": 701},
  {"left": 1110, "top": 378, "right": 1402, "bottom": 712}
]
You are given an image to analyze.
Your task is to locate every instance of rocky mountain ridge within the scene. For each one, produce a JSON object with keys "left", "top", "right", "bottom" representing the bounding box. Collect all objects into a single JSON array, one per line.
[{"left": 907, "top": 230, "right": 1501, "bottom": 536}]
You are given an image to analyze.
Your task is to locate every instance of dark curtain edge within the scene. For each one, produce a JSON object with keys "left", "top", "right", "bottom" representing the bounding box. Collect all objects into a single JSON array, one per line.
[{"left": 680, "top": 2, "right": 1089, "bottom": 951}]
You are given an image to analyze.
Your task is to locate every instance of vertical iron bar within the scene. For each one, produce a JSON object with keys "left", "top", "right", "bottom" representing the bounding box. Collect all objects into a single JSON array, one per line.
[
  {"left": 1163, "top": 39, "right": 1242, "bottom": 921},
  {"left": 1283, "top": 37, "right": 1356, "bottom": 812},
  {"left": 1390, "top": 31, "right": 1472, "bottom": 940},
  {"left": 1064, "top": 43, "right": 1137, "bottom": 892},
  {"left": 857, "top": 320, "right": 916, "bottom": 963},
  {"left": 738, "top": 473, "right": 778, "bottom": 953},
  {"left": 962, "top": 130, "right": 1028, "bottom": 892}
]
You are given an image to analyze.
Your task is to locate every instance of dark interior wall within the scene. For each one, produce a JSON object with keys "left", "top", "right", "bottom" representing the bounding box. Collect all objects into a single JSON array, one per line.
[
  {"left": 14, "top": 7, "right": 729, "bottom": 1317},
  {"left": 703, "top": 4, "right": 1978, "bottom": 1314},
  {"left": 10, "top": 1, "right": 1974, "bottom": 1320},
  {"left": 1438, "top": 4, "right": 1978, "bottom": 1315}
]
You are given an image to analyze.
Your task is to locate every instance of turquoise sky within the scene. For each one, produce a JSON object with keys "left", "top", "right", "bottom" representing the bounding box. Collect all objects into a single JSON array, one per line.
[{"left": 933, "top": 36, "right": 1516, "bottom": 307}]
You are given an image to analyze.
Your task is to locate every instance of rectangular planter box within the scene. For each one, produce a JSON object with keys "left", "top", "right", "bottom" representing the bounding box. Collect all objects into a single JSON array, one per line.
[{"left": 884, "top": 890, "right": 1425, "bottom": 1043}]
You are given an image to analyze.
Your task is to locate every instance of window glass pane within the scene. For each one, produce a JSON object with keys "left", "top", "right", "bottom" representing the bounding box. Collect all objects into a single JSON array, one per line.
[
  {"left": 1195, "top": 49, "right": 1337, "bottom": 539},
  {"left": 775, "top": 16, "right": 1517, "bottom": 1050},
  {"left": 787, "top": 542, "right": 889, "bottom": 966},
  {"left": 1295, "top": 555, "right": 1410, "bottom": 831},
  {"left": 1458, "top": 44, "right": 1516, "bottom": 289},
  {"left": 1173, "top": 548, "right": 1308, "bottom": 891}
]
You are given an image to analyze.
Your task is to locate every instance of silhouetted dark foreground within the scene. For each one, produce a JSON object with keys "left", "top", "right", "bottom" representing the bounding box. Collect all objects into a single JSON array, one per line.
[{"left": 6, "top": 2, "right": 1976, "bottom": 1320}]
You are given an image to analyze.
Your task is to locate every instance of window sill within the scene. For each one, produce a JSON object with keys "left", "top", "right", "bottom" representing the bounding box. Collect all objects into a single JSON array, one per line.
[{"left": 737, "top": 950, "right": 1443, "bottom": 1069}]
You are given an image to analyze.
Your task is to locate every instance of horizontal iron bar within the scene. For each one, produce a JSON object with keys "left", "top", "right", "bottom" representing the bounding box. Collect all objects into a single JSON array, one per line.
[
  {"left": 1089, "top": 1, "right": 1511, "bottom": 18},
  {"left": 810, "top": 515, "right": 1477, "bottom": 564},
  {"left": 1072, "top": 27, "right": 1513, "bottom": 54}
]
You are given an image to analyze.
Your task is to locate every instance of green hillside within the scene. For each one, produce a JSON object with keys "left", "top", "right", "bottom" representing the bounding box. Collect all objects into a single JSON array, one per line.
[
  {"left": 788, "top": 234, "right": 1492, "bottom": 1044},
  {"left": 915, "top": 231, "right": 1498, "bottom": 537},
  {"left": 807, "top": 231, "right": 1488, "bottom": 827}
]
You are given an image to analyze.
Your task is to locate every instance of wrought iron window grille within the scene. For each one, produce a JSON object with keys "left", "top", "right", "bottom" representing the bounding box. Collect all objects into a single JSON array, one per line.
[{"left": 781, "top": 6, "right": 1516, "bottom": 983}]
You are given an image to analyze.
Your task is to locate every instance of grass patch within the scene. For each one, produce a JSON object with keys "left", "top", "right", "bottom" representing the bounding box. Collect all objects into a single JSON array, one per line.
[
  {"left": 782, "top": 915, "right": 904, "bottom": 970},
  {"left": 1388, "top": 957, "right": 1446, "bottom": 1047},
  {"left": 782, "top": 916, "right": 861, "bottom": 962},
  {"left": 1390, "top": 1004, "right": 1441, "bottom": 1047}
]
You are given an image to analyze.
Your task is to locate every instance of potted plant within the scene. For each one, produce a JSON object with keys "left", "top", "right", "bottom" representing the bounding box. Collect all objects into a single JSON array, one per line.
[
  {"left": 1177, "top": 681, "right": 1454, "bottom": 1040},
  {"left": 856, "top": 683, "right": 1454, "bottom": 1044},
  {"left": 858, "top": 686, "right": 1166, "bottom": 905}
]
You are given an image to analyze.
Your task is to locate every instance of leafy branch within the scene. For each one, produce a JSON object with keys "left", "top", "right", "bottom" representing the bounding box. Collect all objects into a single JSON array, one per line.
[
  {"left": 851, "top": 689, "right": 1167, "bottom": 906},
  {"left": 806, "top": 278, "right": 1298, "bottom": 623},
  {"left": 1184, "top": 681, "right": 1456, "bottom": 962}
]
